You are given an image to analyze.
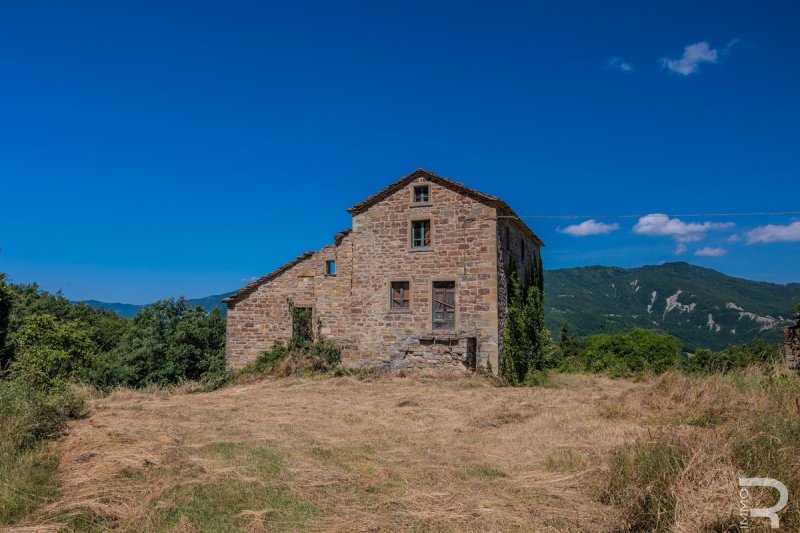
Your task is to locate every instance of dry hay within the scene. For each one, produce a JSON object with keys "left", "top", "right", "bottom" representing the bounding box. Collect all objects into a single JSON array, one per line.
[{"left": 15, "top": 373, "right": 650, "bottom": 531}]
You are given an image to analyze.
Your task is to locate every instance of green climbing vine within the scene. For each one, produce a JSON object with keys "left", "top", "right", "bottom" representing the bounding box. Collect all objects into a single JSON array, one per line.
[{"left": 500, "top": 253, "right": 546, "bottom": 385}]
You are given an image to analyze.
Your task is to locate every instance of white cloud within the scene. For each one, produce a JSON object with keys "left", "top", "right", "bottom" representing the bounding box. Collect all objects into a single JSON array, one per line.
[
  {"left": 726, "top": 234, "right": 742, "bottom": 243},
  {"left": 558, "top": 219, "right": 620, "bottom": 237},
  {"left": 608, "top": 57, "right": 634, "bottom": 73},
  {"left": 662, "top": 41, "right": 718, "bottom": 75},
  {"left": 746, "top": 221, "right": 800, "bottom": 244},
  {"left": 675, "top": 243, "right": 687, "bottom": 255},
  {"left": 695, "top": 246, "right": 726, "bottom": 257},
  {"left": 633, "top": 213, "right": 734, "bottom": 242},
  {"left": 240, "top": 276, "right": 258, "bottom": 283}
]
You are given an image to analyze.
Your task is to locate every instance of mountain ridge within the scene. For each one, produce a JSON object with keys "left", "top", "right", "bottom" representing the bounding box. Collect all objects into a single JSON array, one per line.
[{"left": 544, "top": 262, "right": 800, "bottom": 350}]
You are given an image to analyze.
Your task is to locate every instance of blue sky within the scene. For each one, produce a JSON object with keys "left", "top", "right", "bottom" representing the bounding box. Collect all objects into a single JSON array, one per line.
[{"left": 1, "top": 1, "right": 798, "bottom": 303}]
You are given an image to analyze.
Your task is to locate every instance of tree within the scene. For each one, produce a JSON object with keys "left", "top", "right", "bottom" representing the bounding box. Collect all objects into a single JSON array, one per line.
[
  {"left": 106, "top": 299, "right": 225, "bottom": 388},
  {"left": 560, "top": 321, "right": 571, "bottom": 347},
  {"left": 10, "top": 314, "right": 96, "bottom": 389},
  {"left": 0, "top": 274, "right": 15, "bottom": 371}
]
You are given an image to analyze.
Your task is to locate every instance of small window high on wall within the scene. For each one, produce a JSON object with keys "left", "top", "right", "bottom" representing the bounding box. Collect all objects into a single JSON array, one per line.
[
  {"left": 413, "top": 185, "right": 429, "bottom": 203},
  {"left": 326, "top": 260, "right": 336, "bottom": 276}
]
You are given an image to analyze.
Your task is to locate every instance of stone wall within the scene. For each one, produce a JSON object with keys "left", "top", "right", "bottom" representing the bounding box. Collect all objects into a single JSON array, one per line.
[
  {"left": 786, "top": 322, "right": 800, "bottom": 373},
  {"left": 348, "top": 176, "right": 500, "bottom": 372},
  {"left": 225, "top": 235, "right": 354, "bottom": 370}
]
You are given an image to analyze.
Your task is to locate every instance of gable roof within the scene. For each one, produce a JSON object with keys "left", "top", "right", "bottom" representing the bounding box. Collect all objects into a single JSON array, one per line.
[
  {"left": 347, "top": 168, "right": 544, "bottom": 246},
  {"left": 223, "top": 251, "right": 314, "bottom": 305}
]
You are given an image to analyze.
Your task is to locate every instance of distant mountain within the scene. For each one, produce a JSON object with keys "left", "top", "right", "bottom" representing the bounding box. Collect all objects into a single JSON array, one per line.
[
  {"left": 544, "top": 262, "right": 800, "bottom": 350},
  {"left": 79, "top": 300, "right": 144, "bottom": 318},
  {"left": 80, "top": 263, "right": 799, "bottom": 350},
  {"left": 77, "top": 292, "right": 234, "bottom": 318}
]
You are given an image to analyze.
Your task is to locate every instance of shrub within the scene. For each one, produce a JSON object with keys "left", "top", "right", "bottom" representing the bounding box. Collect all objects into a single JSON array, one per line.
[
  {"left": 239, "top": 339, "right": 342, "bottom": 378},
  {"left": 0, "top": 381, "right": 87, "bottom": 525},
  {"left": 10, "top": 314, "right": 96, "bottom": 389},
  {"left": 581, "top": 329, "right": 681, "bottom": 377},
  {"left": 682, "top": 340, "right": 781, "bottom": 374},
  {"left": 0, "top": 382, "right": 87, "bottom": 449}
]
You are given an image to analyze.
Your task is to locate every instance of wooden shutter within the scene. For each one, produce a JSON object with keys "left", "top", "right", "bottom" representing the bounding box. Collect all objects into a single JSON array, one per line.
[{"left": 432, "top": 281, "right": 455, "bottom": 330}]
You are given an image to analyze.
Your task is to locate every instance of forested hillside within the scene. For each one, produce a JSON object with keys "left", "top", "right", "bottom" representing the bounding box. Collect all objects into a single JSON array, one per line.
[{"left": 544, "top": 262, "right": 800, "bottom": 350}]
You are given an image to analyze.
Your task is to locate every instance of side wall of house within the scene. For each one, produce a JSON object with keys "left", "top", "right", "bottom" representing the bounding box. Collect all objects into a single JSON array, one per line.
[
  {"left": 225, "top": 235, "right": 354, "bottom": 370},
  {"left": 347, "top": 177, "right": 499, "bottom": 372},
  {"left": 496, "top": 216, "right": 543, "bottom": 374}
]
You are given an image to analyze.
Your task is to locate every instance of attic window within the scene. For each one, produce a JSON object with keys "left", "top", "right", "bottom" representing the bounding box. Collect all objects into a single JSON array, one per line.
[
  {"left": 413, "top": 185, "right": 429, "bottom": 203},
  {"left": 412, "top": 220, "right": 431, "bottom": 248},
  {"left": 325, "top": 260, "right": 336, "bottom": 276}
]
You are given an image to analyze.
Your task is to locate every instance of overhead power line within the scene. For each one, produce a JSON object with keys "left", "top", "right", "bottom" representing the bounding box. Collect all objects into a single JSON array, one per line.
[{"left": 499, "top": 211, "right": 800, "bottom": 220}]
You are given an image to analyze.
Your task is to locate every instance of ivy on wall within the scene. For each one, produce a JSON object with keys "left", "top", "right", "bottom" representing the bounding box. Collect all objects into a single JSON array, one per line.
[{"left": 500, "top": 254, "right": 546, "bottom": 385}]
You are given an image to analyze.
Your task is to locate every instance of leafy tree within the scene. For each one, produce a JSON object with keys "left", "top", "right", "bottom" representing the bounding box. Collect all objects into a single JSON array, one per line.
[
  {"left": 0, "top": 274, "right": 15, "bottom": 371},
  {"left": 106, "top": 299, "right": 225, "bottom": 388},
  {"left": 560, "top": 321, "right": 571, "bottom": 347},
  {"left": 10, "top": 314, "right": 96, "bottom": 389},
  {"left": 5, "top": 282, "right": 129, "bottom": 366}
]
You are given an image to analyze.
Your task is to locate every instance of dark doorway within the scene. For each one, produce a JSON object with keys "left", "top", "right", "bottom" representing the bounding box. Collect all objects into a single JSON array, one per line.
[
  {"left": 292, "top": 307, "right": 313, "bottom": 342},
  {"left": 466, "top": 337, "right": 477, "bottom": 371}
]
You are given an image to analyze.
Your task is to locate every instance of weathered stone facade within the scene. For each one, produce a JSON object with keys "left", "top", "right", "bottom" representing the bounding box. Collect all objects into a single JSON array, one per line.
[
  {"left": 785, "top": 316, "right": 800, "bottom": 373},
  {"left": 224, "top": 169, "right": 543, "bottom": 374}
]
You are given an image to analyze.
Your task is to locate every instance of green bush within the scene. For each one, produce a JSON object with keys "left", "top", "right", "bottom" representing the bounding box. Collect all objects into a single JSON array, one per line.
[
  {"left": 239, "top": 338, "right": 342, "bottom": 378},
  {"left": 0, "top": 381, "right": 87, "bottom": 525},
  {"left": 0, "top": 382, "right": 87, "bottom": 449},
  {"left": 581, "top": 329, "right": 681, "bottom": 377},
  {"left": 10, "top": 314, "right": 96, "bottom": 389},
  {"left": 683, "top": 340, "right": 781, "bottom": 374}
]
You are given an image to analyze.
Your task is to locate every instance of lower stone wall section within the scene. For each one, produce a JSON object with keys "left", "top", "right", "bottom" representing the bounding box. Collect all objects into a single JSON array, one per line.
[{"left": 348, "top": 335, "right": 486, "bottom": 372}]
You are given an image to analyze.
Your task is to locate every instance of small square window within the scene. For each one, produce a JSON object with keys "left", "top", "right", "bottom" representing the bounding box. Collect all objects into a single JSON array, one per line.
[
  {"left": 411, "top": 220, "right": 431, "bottom": 248},
  {"left": 413, "top": 185, "right": 429, "bottom": 203},
  {"left": 325, "top": 260, "right": 336, "bottom": 276},
  {"left": 391, "top": 281, "right": 410, "bottom": 309}
]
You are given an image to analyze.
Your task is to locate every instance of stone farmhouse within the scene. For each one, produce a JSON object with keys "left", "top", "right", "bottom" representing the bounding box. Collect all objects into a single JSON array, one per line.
[{"left": 224, "top": 169, "right": 543, "bottom": 374}]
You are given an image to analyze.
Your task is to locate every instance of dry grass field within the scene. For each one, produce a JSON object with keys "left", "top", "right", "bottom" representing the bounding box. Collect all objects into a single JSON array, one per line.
[{"left": 8, "top": 370, "right": 799, "bottom": 532}]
